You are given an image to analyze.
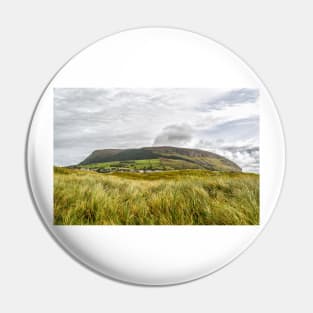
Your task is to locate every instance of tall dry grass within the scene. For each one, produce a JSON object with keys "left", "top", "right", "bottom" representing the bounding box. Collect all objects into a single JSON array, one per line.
[{"left": 54, "top": 167, "right": 259, "bottom": 225}]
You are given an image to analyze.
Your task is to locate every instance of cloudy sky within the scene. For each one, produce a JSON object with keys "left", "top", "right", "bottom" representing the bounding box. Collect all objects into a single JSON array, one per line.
[{"left": 54, "top": 88, "right": 260, "bottom": 172}]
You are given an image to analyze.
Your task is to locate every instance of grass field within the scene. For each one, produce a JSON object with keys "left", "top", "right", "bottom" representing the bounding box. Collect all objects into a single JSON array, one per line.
[
  {"left": 79, "top": 158, "right": 204, "bottom": 171},
  {"left": 54, "top": 167, "right": 259, "bottom": 225}
]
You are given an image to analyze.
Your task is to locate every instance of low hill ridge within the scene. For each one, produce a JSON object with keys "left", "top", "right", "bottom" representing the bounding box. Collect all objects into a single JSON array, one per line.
[{"left": 79, "top": 146, "right": 241, "bottom": 172}]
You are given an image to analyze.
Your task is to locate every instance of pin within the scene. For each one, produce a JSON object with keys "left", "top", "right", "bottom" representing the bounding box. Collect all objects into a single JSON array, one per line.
[{"left": 27, "top": 28, "right": 285, "bottom": 285}]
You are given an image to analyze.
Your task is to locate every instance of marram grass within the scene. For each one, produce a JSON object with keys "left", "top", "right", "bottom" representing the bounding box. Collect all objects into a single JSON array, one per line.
[{"left": 54, "top": 167, "right": 259, "bottom": 225}]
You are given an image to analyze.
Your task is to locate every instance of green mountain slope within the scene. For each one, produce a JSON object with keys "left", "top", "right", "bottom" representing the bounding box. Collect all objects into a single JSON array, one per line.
[{"left": 79, "top": 146, "right": 241, "bottom": 172}]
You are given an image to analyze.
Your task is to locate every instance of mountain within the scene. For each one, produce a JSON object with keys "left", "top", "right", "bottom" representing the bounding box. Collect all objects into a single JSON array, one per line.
[{"left": 79, "top": 146, "right": 241, "bottom": 172}]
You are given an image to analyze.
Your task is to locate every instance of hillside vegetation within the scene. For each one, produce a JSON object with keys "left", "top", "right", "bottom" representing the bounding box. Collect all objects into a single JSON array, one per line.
[
  {"left": 78, "top": 146, "right": 241, "bottom": 172},
  {"left": 54, "top": 167, "right": 259, "bottom": 225},
  {"left": 80, "top": 158, "right": 204, "bottom": 172}
]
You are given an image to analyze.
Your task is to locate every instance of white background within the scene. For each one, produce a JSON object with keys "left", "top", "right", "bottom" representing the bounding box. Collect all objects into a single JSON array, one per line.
[{"left": 0, "top": 1, "right": 311, "bottom": 312}]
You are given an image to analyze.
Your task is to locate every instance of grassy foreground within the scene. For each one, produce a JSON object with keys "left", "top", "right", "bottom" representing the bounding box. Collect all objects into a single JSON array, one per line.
[{"left": 54, "top": 167, "right": 259, "bottom": 225}]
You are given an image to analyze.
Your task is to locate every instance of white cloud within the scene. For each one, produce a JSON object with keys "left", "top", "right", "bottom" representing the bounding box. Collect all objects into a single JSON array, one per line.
[{"left": 153, "top": 123, "right": 193, "bottom": 146}]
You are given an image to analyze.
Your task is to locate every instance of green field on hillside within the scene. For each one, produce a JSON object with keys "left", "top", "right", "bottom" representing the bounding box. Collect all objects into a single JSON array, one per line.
[
  {"left": 54, "top": 167, "right": 259, "bottom": 225},
  {"left": 80, "top": 159, "right": 162, "bottom": 170},
  {"left": 79, "top": 158, "right": 204, "bottom": 171}
]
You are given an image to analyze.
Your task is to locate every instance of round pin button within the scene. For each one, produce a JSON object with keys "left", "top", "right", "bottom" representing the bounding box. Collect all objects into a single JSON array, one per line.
[{"left": 27, "top": 28, "right": 285, "bottom": 285}]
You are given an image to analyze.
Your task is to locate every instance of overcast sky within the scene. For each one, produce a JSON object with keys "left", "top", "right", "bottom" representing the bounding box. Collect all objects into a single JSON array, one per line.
[{"left": 54, "top": 88, "right": 259, "bottom": 172}]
